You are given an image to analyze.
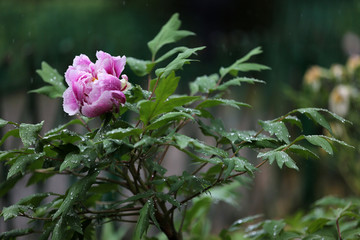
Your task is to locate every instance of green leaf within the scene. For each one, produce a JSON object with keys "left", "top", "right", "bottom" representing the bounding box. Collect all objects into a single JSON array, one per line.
[
  {"left": 138, "top": 72, "right": 180, "bottom": 125},
  {"left": 146, "top": 112, "right": 194, "bottom": 130},
  {"left": 189, "top": 74, "right": 219, "bottom": 95},
  {"left": 52, "top": 216, "right": 67, "bottom": 240},
  {"left": 155, "top": 46, "right": 189, "bottom": 63},
  {"left": 259, "top": 120, "right": 290, "bottom": 143},
  {"left": 224, "top": 157, "right": 256, "bottom": 175},
  {"left": 106, "top": 127, "right": 142, "bottom": 140},
  {"left": 298, "top": 108, "right": 333, "bottom": 134},
  {"left": 19, "top": 121, "right": 44, "bottom": 147},
  {"left": 7, "top": 153, "right": 45, "bottom": 179},
  {"left": 197, "top": 98, "right": 251, "bottom": 109},
  {"left": 1, "top": 205, "right": 30, "bottom": 221},
  {"left": 60, "top": 149, "right": 98, "bottom": 172},
  {"left": 17, "top": 192, "right": 51, "bottom": 207},
  {"left": 133, "top": 201, "right": 150, "bottom": 240},
  {"left": 288, "top": 144, "right": 319, "bottom": 160},
  {"left": 127, "top": 57, "right": 154, "bottom": 77},
  {"left": 283, "top": 115, "right": 303, "bottom": 130},
  {"left": 305, "top": 135, "right": 333, "bottom": 155},
  {"left": 30, "top": 62, "right": 66, "bottom": 98},
  {"left": 52, "top": 170, "right": 98, "bottom": 220},
  {"left": 0, "top": 128, "right": 20, "bottom": 147},
  {"left": 258, "top": 151, "right": 299, "bottom": 170},
  {"left": 148, "top": 13, "right": 195, "bottom": 59},
  {"left": 156, "top": 192, "right": 180, "bottom": 208},
  {"left": 306, "top": 218, "right": 330, "bottom": 234},
  {"left": 263, "top": 219, "right": 286, "bottom": 238},
  {"left": 219, "top": 47, "right": 268, "bottom": 77},
  {"left": 155, "top": 46, "right": 205, "bottom": 77},
  {"left": 215, "top": 77, "right": 265, "bottom": 92},
  {"left": 295, "top": 107, "right": 350, "bottom": 124},
  {"left": 0, "top": 118, "right": 8, "bottom": 128}
]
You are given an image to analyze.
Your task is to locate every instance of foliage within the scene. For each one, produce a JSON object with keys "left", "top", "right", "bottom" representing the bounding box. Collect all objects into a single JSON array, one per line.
[
  {"left": 288, "top": 56, "right": 360, "bottom": 195},
  {"left": 0, "top": 14, "right": 355, "bottom": 240}
]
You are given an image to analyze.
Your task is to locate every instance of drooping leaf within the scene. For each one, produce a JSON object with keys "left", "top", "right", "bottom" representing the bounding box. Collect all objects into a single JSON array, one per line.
[
  {"left": 148, "top": 13, "right": 195, "bottom": 59},
  {"left": 30, "top": 62, "right": 66, "bottom": 98},
  {"left": 133, "top": 201, "right": 150, "bottom": 240},
  {"left": 7, "top": 153, "right": 45, "bottom": 179},
  {"left": 1, "top": 205, "right": 30, "bottom": 221},
  {"left": 155, "top": 46, "right": 205, "bottom": 77},
  {"left": 0, "top": 128, "right": 20, "bottom": 147},
  {"left": 17, "top": 192, "right": 51, "bottom": 207},
  {"left": 259, "top": 120, "right": 290, "bottom": 143},
  {"left": 258, "top": 150, "right": 299, "bottom": 171},
  {"left": 19, "top": 121, "right": 44, "bottom": 147},
  {"left": 288, "top": 144, "right": 319, "bottom": 160},
  {"left": 52, "top": 170, "right": 99, "bottom": 220},
  {"left": 305, "top": 135, "right": 333, "bottom": 155}
]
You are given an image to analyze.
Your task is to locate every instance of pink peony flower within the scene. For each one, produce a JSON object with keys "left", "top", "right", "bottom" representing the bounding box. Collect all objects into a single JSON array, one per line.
[{"left": 63, "top": 51, "right": 131, "bottom": 118}]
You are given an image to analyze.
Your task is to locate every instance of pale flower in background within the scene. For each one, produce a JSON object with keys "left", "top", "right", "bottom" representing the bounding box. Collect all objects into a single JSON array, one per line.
[
  {"left": 346, "top": 55, "right": 360, "bottom": 75},
  {"left": 303, "top": 66, "right": 322, "bottom": 92},
  {"left": 329, "top": 84, "right": 351, "bottom": 117},
  {"left": 330, "top": 64, "right": 345, "bottom": 81}
]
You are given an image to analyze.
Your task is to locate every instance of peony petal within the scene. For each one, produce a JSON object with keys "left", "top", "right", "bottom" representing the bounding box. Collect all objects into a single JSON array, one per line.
[
  {"left": 95, "top": 51, "right": 126, "bottom": 78},
  {"left": 73, "top": 54, "right": 92, "bottom": 71},
  {"left": 81, "top": 90, "right": 125, "bottom": 117},
  {"left": 96, "top": 73, "right": 122, "bottom": 91},
  {"left": 63, "top": 87, "right": 80, "bottom": 116}
]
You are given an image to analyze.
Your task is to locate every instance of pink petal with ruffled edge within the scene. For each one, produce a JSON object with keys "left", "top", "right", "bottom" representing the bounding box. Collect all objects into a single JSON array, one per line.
[
  {"left": 81, "top": 90, "right": 125, "bottom": 118},
  {"left": 63, "top": 88, "right": 80, "bottom": 116},
  {"left": 95, "top": 51, "right": 126, "bottom": 78}
]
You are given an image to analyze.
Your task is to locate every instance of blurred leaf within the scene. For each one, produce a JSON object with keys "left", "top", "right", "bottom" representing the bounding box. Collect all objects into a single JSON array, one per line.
[
  {"left": 0, "top": 118, "right": 8, "bottom": 128},
  {"left": 0, "top": 128, "right": 20, "bottom": 147},
  {"left": 155, "top": 46, "right": 205, "bottom": 77},
  {"left": 17, "top": 192, "right": 50, "bottom": 207},
  {"left": 305, "top": 135, "right": 333, "bottom": 155},
  {"left": 283, "top": 115, "right": 303, "bottom": 130},
  {"left": 0, "top": 174, "right": 22, "bottom": 197},
  {"left": 0, "top": 228, "right": 34, "bottom": 239},
  {"left": 306, "top": 218, "right": 330, "bottom": 234},
  {"left": 189, "top": 74, "right": 219, "bottom": 95},
  {"left": 52, "top": 216, "right": 67, "bottom": 240},
  {"left": 263, "top": 219, "right": 286, "bottom": 238},
  {"left": 148, "top": 13, "right": 195, "bottom": 59},
  {"left": 30, "top": 62, "right": 66, "bottom": 98},
  {"left": 19, "top": 121, "right": 44, "bottom": 147}
]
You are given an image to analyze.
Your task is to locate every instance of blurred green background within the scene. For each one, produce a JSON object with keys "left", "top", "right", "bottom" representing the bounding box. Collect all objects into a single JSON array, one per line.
[{"left": 1, "top": 0, "right": 360, "bottom": 230}]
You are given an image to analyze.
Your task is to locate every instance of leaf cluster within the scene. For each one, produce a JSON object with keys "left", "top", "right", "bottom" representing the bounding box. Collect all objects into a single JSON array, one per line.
[{"left": 0, "top": 13, "right": 353, "bottom": 240}]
